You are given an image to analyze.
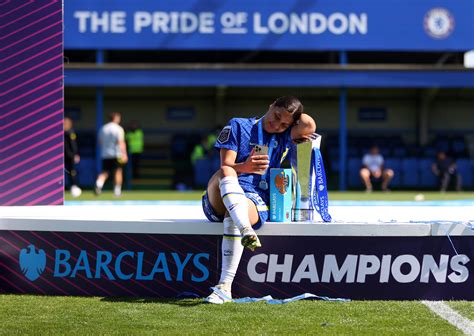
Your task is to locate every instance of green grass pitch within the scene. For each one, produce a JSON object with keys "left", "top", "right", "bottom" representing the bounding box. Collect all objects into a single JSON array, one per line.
[{"left": 0, "top": 295, "right": 470, "bottom": 335}]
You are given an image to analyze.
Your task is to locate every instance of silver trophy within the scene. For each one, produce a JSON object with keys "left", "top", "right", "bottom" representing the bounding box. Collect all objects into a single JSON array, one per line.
[{"left": 291, "top": 133, "right": 322, "bottom": 221}]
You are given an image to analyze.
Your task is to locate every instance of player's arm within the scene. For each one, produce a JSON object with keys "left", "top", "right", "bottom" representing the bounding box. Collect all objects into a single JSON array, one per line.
[
  {"left": 119, "top": 139, "right": 128, "bottom": 162},
  {"left": 220, "top": 148, "right": 268, "bottom": 175},
  {"left": 118, "top": 129, "right": 128, "bottom": 163},
  {"left": 291, "top": 113, "right": 316, "bottom": 142}
]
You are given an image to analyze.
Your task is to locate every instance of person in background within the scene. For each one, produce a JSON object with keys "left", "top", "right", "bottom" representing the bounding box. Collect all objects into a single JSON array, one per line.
[
  {"left": 432, "top": 151, "right": 462, "bottom": 192},
  {"left": 360, "top": 145, "right": 394, "bottom": 192},
  {"left": 207, "top": 126, "right": 220, "bottom": 150},
  {"left": 64, "top": 117, "right": 82, "bottom": 197},
  {"left": 190, "top": 135, "right": 211, "bottom": 166},
  {"left": 95, "top": 112, "right": 128, "bottom": 197},
  {"left": 126, "top": 120, "right": 144, "bottom": 179}
]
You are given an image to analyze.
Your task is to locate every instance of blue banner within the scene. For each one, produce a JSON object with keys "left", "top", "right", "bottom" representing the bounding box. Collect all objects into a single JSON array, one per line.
[{"left": 64, "top": 0, "right": 474, "bottom": 51}]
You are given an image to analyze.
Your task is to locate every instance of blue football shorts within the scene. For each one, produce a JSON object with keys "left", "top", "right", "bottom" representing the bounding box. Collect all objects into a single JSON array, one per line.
[{"left": 202, "top": 189, "right": 269, "bottom": 230}]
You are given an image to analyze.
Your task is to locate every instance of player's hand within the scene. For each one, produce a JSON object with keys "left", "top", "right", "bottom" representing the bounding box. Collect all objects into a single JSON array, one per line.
[
  {"left": 119, "top": 155, "right": 128, "bottom": 165},
  {"left": 243, "top": 148, "right": 269, "bottom": 174},
  {"left": 74, "top": 155, "right": 80, "bottom": 164}
]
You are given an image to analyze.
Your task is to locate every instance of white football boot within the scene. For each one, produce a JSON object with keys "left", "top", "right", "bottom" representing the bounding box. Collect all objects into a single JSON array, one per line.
[{"left": 204, "top": 283, "right": 232, "bottom": 304}]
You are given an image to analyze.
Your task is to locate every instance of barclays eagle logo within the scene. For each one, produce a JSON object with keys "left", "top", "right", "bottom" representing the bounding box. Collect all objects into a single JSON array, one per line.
[{"left": 19, "top": 245, "right": 46, "bottom": 281}]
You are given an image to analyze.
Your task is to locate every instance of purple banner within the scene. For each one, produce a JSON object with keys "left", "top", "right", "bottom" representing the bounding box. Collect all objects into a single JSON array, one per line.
[
  {"left": 0, "top": 231, "right": 218, "bottom": 297},
  {"left": 235, "top": 236, "right": 473, "bottom": 300},
  {"left": 0, "top": 0, "right": 64, "bottom": 206},
  {"left": 0, "top": 230, "right": 472, "bottom": 300}
]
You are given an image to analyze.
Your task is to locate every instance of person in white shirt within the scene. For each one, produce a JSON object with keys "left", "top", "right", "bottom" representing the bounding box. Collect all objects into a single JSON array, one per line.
[
  {"left": 360, "top": 145, "right": 394, "bottom": 192},
  {"left": 94, "top": 112, "right": 128, "bottom": 197}
]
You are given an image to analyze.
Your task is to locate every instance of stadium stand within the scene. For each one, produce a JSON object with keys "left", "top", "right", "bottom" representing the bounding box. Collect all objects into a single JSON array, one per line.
[{"left": 61, "top": 1, "right": 474, "bottom": 192}]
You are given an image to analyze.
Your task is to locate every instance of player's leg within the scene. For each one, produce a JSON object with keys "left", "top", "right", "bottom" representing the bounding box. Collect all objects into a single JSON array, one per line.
[
  {"left": 360, "top": 168, "right": 372, "bottom": 192},
  {"left": 219, "top": 198, "right": 259, "bottom": 284},
  {"left": 205, "top": 170, "right": 227, "bottom": 218},
  {"left": 205, "top": 199, "right": 259, "bottom": 304},
  {"left": 114, "top": 163, "right": 123, "bottom": 197},
  {"left": 207, "top": 166, "right": 261, "bottom": 249},
  {"left": 95, "top": 160, "right": 109, "bottom": 195},
  {"left": 381, "top": 168, "right": 394, "bottom": 191},
  {"left": 65, "top": 159, "right": 82, "bottom": 197},
  {"left": 440, "top": 172, "right": 450, "bottom": 192}
]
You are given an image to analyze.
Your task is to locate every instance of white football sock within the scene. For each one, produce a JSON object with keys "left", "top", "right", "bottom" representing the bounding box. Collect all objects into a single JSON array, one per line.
[
  {"left": 218, "top": 217, "right": 244, "bottom": 286},
  {"left": 114, "top": 185, "right": 122, "bottom": 196},
  {"left": 219, "top": 176, "right": 252, "bottom": 233},
  {"left": 96, "top": 179, "right": 104, "bottom": 189}
]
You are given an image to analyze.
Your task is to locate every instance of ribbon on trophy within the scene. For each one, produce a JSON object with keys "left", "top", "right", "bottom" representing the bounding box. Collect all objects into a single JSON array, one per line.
[
  {"left": 291, "top": 133, "right": 332, "bottom": 222},
  {"left": 310, "top": 146, "right": 332, "bottom": 222}
]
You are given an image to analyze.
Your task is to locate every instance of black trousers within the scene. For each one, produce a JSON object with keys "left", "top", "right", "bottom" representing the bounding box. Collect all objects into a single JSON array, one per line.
[
  {"left": 439, "top": 172, "right": 462, "bottom": 191},
  {"left": 65, "top": 158, "right": 78, "bottom": 186}
]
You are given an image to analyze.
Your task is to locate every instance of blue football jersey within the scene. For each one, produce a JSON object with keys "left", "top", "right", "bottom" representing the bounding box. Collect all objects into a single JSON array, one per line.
[{"left": 215, "top": 117, "right": 291, "bottom": 200}]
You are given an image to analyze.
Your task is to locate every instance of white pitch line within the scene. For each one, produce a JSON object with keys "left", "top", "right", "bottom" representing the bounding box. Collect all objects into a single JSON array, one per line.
[{"left": 422, "top": 301, "right": 474, "bottom": 335}]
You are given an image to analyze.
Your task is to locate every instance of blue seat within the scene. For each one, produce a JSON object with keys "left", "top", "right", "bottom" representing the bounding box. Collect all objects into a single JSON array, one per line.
[
  {"left": 384, "top": 158, "right": 401, "bottom": 188},
  {"left": 379, "top": 147, "right": 391, "bottom": 157},
  {"left": 401, "top": 158, "right": 419, "bottom": 187},
  {"left": 422, "top": 147, "right": 437, "bottom": 158},
  {"left": 347, "top": 157, "right": 363, "bottom": 188},
  {"left": 348, "top": 147, "right": 359, "bottom": 157},
  {"left": 331, "top": 159, "right": 340, "bottom": 172},
  {"left": 457, "top": 159, "right": 473, "bottom": 188},
  {"left": 194, "top": 159, "right": 212, "bottom": 188},
  {"left": 76, "top": 157, "right": 96, "bottom": 187},
  {"left": 452, "top": 140, "right": 466, "bottom": 156},
  {"left": 434, "top": 139, "right": 450, "bottom": 152},
  {"left": 418, "top": 158, "right": 437, "bottom": 188},
  {"left": 392, "top": 147, "right": 407, "bottom": 158},
  {"left": 211, "top": 156, "right": 220, "bottom": 172}
]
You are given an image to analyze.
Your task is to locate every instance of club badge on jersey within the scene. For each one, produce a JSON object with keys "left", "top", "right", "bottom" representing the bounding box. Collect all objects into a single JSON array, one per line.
[{"left": 217, "top": 126, "right": 231, "bottom": 144}]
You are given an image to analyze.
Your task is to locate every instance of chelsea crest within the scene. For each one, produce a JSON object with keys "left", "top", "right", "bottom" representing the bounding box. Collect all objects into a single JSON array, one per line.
[{"left": 424, "top": 8, "right": 454, "bottom": 39}]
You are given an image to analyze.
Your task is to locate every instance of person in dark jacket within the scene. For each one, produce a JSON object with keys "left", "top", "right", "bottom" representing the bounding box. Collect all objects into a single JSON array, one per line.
[
  {"left": 64, "top": 117, "right": 81, "bottom": 197},
  {"left": 432, "top": 151, "right": 462, "bottom": 192}
]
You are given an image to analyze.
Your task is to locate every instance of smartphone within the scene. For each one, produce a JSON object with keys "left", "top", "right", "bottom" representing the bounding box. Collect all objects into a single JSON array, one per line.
[
  {"left": 253, "top": 144, "right": 269, "bottom": 155},
  {"left": 253, "top": 145, "right": 269, "bottom": 175}
]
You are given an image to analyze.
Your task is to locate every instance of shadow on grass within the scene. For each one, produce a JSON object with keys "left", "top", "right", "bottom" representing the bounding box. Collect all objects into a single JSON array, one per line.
[{"left": 100, "top": 296, "right": 206, "bottom": 307}]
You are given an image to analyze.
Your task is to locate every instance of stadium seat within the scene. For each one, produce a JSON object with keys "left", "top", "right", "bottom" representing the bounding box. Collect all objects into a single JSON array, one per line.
[
  {"left": 451, "top": 140, "right": 466, "bottom": 156},
  {"left": 418, "top": 158, "right": 437, "bottom": 188},
  {"left": 456, "top": 159, "right": 473, "bottom": 188},
  {"left": 347, "top": 157, "right": 363, "bottom": 188},
  {"left": 76, "top": 157, "right": 96, "bottom": 187},
  {"left": 421, "top": 146, "right": 437, "bottom": 158},
  {"left": 401, "top": 158, "right": 419, "bottom": 187},
  {"left": 434, "top": 139, "right": 450, "bottom": 153},
  {"left": 384, "top": 158, "right": 402, "bottom": 188},
  {"left": 211, "top": 157, "right": 220, "bottom": 172},
  {"left": 331, "top": 159, "right": 340, "bottom": 172},
  {"left": 392, "top": 147, "right": 407, "bottom": 158},
  {"left": 194, "top": 159, "right": 212, "bottom": 188},
  {"left": 379, "top": 147, "right": 391, "bottom": 157}
]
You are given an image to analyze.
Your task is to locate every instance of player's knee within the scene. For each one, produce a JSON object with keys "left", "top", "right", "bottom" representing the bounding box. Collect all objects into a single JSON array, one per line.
[
  {"left": 360, "top": 168, "right": 370, "bottom": 178},
  {"left": 386, "top": 169, "right": 394, "bottom": 177},
  {"left": 219, "top": 166, "right": 237, "bottom": 178}
]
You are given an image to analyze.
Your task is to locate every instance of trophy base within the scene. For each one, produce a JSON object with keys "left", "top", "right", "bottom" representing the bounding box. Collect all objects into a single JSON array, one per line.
[{"left": 292, "top": 209, "right": 314, "bottom": 222}]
